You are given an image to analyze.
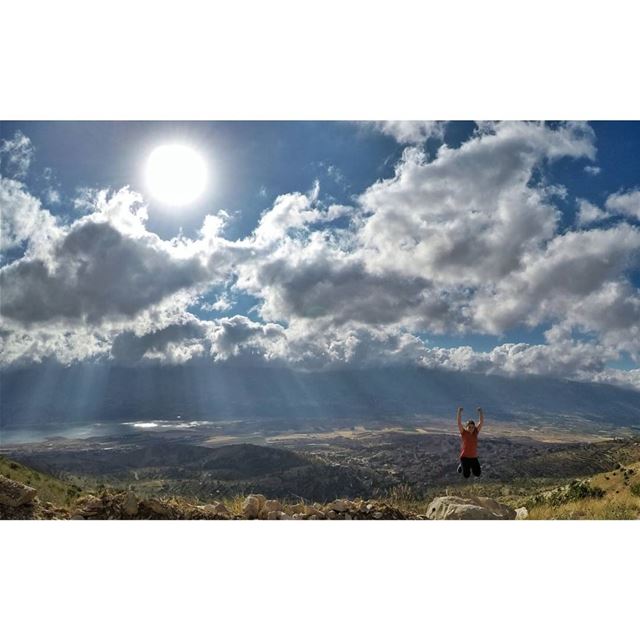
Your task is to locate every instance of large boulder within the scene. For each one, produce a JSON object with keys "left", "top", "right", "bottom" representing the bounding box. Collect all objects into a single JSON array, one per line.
[
  {"left": 426, "top": 496, "right": 516, "bottom": 520},
  {"left": 304, "top": 505, "right": 325, "bottom": 518},
  {"left": 263, "top": 499, "right": 283, "bottom": 513},
  {"left": 0, "top": 475, "right": 38, "bottom": 507},
  {"left": 242, "top": 495, "right": 261, "bottom": 518}
]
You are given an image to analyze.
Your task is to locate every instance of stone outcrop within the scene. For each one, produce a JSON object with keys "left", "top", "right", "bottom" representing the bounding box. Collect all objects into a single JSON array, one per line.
[
  {"left": 242, "top": 495, "right": 262, "bottom": 518},
  {"left": 426, "top": 496, "right": 517, "bottom": 520},
  {"left": 199, "top": 502, "right": 230, "bottom": 517},
  {"left": 0, "top": 475, "right": 37, "bottom": 507},
  {"left": 263, "top": 499, "right": 283, "bottom": 513},
  {"left": 0, "top": 470, "right": 526, "bottom": 522}
]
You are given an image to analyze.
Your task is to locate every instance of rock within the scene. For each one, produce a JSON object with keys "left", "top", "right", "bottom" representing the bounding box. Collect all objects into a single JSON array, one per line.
[
  {"left": 515, "top": 506, "right": 529, "bottom": 520},
  {"left": 344, "top": 513, "right": 352, "bottom": 521},
  {"left": 242, "top": 495, "right": 261, "bottom": 518},
  {"left": 264, "top": 499, "right": 283, "bottom": 513},
  {"left": 201, "top": 502, "right": 230, "bottom": 517},
  {"left": 292, "top": 513, "right": 306, "bottom": 520},
  {"left": 372, "top": 511, "right": 383, "bottom": 519},
  {"left": 213, "top": 502, "right": 230, "bottom": 516},
  {"left": 251, "top": 494, "right": 267, "bottom": 509},
  {"left": 265, "top": 510, "right": 290, "bottom": 520},
  {"left": 0, "top": 475, "right": 37, "bottom": 507},
  {"left": 290, "top": 504, "right": 307, "bottom": 514},
  {"left": 426, "top": 496, "right": 516, "bottom": 520},
  {"left": 78, "top": 496, "right": 103, "bottom": 513},
  {"left": 327, "top": 499, "right": 351, "bottom": 512},
  {"left": 122, "top": 492, "right": 139, "bottom": 517},
  {"left": 326, "top": 510, "right": 337, "bottom": 520},
  {"left": 304, "top": 506, "right": 324, "bottom": 518},
  {"left": 142, "top": 498, "right": 174, "bottom": 518}
]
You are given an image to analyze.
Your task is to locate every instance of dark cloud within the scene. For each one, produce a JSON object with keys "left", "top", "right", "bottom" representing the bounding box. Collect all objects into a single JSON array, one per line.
[
  {"left": 111, "top": 322, "right": 207, "bottom": 364},
  {"left": 1, "top": 220, "right": 211, "bottom": 325}
]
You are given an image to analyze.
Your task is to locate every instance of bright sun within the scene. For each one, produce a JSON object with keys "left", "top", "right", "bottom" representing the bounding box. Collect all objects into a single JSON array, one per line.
[{"left": 145, "top": 144, "right": 207, "bottom": 206}]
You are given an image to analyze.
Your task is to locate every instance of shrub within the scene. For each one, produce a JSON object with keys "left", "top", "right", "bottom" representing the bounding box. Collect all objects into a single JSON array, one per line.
[
  {"left": 529, "top": 480, "right": 605, "bottom": 508},
  {"left": 561, "top": 480, "right": 605, "bottom": 503},
  {"left": 630, "top": 483, "right": 640, "bottom": 498}
]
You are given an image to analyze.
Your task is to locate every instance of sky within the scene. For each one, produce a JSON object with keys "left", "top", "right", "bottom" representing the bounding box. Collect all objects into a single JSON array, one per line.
[{"left": 1, "top": 121, "right": 640, "bottom": 389}]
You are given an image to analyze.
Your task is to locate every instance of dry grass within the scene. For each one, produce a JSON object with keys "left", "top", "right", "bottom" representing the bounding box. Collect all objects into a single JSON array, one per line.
[
  {"left": 221, "top": 495, "right": 246, "bottom": 516},
  {"left": 528, "top": 461, "right": 640, "bottom": 520},
  {"left": 528, "top": 494, "right": 638, "bottom": 520},
  {"left": 0, "top": 455, "right": 83, "bottom": 507}
]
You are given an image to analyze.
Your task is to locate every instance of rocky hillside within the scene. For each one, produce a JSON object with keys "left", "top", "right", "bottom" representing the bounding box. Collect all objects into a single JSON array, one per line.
[
  {"left": 0, "top": 477, "right": 411, "bottom": 520},
  {"left": 2, "top": 456, "right": 639, "bottom": 520},
  {"left": 0, "top": 457, "right": 517, "bottom": 520}
]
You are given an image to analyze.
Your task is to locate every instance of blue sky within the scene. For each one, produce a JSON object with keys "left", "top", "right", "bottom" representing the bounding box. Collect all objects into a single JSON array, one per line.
[
  {"left": 2, "top": 121, "right": 401, "bottom": 239},
  {"left": 1, "top": 121, "right": 639, "bottom": 387},
  {"left": 4, "top": 120, "right": 638, "bottom": 236}
]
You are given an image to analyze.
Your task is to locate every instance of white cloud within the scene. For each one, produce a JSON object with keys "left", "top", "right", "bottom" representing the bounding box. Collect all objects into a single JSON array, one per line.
[
  {"left": 359, "top": 122, "right": 595, "bottom": 285},
  {"left": 373, "top": 121, "right": 447, "bottom": 144},
  {"left": 584, "top": 165, "right": 601, "bottom": 175},
  {"left": 606, "top": 189, "right": 640, "bottom": 220},
  {"left": 472, "top": 224, "right": 640, "bottom": 336},
  {"left": 0, "top": 131, "right": 34, "bottom": 179},
  {"left": 0, "top": 178, "right": 61, "bottom": 258},
  {"left": 576, "top": 198, "right": 607, "bottom": 226},
  {"left": 576, "top": 188, "right": 640, "bottom": 227},
  {"left": 201, "top": 294, "right": 233, "bottom": 313}
]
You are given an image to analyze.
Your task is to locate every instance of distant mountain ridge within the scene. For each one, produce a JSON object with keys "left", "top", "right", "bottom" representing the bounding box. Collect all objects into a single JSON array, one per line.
[{"left": 2, "top": 363, "right": 640, "bottom": 428}]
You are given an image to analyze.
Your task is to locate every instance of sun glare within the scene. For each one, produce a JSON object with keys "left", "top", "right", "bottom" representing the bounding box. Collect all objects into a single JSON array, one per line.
[{"left": 145, "top": 144, "right": 207, "bottom": 206}]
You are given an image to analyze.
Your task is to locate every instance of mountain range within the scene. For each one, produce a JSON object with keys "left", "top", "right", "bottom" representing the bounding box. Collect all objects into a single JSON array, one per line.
[{"left": 2, "top": 363, "right": 639, "bottom": 428}]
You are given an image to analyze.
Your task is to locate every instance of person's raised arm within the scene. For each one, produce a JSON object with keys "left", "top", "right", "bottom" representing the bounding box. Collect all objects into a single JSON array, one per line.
[
  {"left": 476, "top": 407, "right": 484, "bottom": 432},
  {"left": 457, "top": 407, "right": 464, "bottom": 434}
]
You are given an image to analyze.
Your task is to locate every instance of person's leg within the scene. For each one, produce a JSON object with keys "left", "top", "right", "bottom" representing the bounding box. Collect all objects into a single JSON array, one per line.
[
  {"left": 471, "top": 458, "right": 482, "bottom": 477},
  {"left": 461, "top": 457, "right": 472, "bottom": 478}
]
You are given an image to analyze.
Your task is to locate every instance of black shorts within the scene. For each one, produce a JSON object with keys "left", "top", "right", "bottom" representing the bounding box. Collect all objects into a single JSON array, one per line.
[{"left": 460, "top": 457, "right": 481, "bottom": 478}]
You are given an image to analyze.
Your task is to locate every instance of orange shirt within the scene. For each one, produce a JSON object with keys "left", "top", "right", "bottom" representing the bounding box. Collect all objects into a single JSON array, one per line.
[{"left": 460, "top": 429, "right": 478, "bottom": 458}]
